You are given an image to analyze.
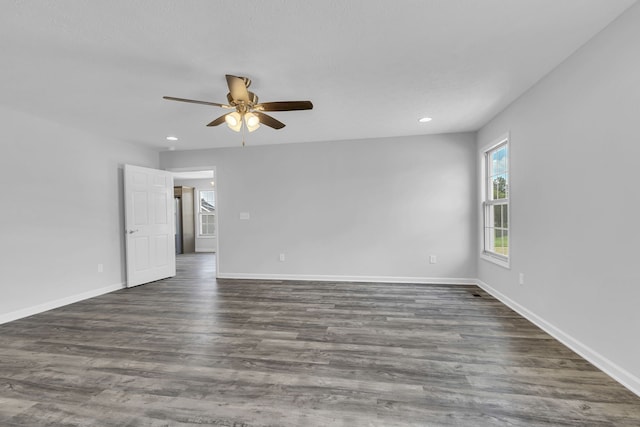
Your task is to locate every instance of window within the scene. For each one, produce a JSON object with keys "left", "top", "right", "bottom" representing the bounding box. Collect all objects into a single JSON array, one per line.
[
  {"left": 199, "top": 190, "right": 215, "bottom": 236},
  {"left": 482, "top": 136, "right": 509, "bottom": 266}
]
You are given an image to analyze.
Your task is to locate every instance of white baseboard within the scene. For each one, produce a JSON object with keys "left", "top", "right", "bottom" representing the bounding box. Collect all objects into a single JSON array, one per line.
[
  {"left": 217, "top": 272, "right": 477, "bottom": 285},
  {"left": 0, "top": 282, "right": 125, "bottom": 325},
  {"left": 476, "top": 280, "right": 640, "bottom": 398}
]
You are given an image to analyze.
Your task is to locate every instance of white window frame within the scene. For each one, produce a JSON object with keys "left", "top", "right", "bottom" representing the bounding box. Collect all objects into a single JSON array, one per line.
[
  {"left": 481, "top": 134, "right": 510, "bottom": 269},
  {"left": 198, "top": 190, "right": 216, "bottom": 237}
]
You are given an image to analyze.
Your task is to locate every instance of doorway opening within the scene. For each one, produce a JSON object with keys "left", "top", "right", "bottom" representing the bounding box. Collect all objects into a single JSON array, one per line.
[{"left": 170, "top": 168, "right": 218, "bottom": 278}]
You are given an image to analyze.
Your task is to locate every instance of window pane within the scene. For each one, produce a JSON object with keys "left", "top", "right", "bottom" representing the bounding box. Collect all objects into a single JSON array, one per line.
[
  {"left": 497, "top": 145, "right": 507, "bottom": 174},
  {"left": 200, "top": 213, "right": 215, "bottom": 235},
  {"left": 502, "top": 173, "right": 509, "bottom": 198},
  {"left": 200, "top": 191, "right": 215, "bottom": 212},
  {"left": 493, "top": 205, "right": 502, "bottom": 228},
  {"left": 503, "top": 205, "right": 508, "bottom": 228},
  {"left": 490, "top": 151, "right": 498, "bottom": 175},
  {"left": 498, "top": 152, "right": 506, "bottom": 175},
  {"left": 502, "top": 230, "right": 509, "bottom": 256},
  {"left": 492, "top": 175, "right": 507, "bottom": 200},
  {"left": 493, "top": 157, "right": 501, "bottom": 175},
  {"left": 494, "top": 229, "right": 503, "bottom": 253}
]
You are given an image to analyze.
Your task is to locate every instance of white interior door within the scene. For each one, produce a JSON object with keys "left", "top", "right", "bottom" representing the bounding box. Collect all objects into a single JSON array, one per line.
[{"left": 124, "top": 164, "right": 176, "bottom": 287}]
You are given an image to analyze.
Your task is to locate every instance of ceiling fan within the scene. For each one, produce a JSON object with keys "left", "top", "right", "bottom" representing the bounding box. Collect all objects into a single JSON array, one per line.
[{"left": 163, "top": 74, "right": 313, "bottom": 144}]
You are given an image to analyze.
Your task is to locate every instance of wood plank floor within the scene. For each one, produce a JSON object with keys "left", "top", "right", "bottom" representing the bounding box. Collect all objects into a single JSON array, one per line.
[{"left": 1, "top": 254, "right": 639, "bottom": 426}]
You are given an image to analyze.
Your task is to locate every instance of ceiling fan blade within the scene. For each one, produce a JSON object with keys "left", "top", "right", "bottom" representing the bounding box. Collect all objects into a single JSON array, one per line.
[
  {"left": 206, "top": 114, "right": 228, "bottom": 127},
  {"left": 256, "top": 101, "right": 313, "bottom": 111},
  {"left": 163, "top": 96, "right": 229, "bottom": 108},
  {"left": 254, "top": 112, "right": 285, "bottom": 129},
  {"left": 226, "top": 74, "right": 250, "bottom": 102}
]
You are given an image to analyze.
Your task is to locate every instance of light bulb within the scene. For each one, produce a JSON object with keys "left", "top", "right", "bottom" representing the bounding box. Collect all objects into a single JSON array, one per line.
[
  {"left": 225, "top": 112, "right": 242, "bottom": 132},
  {"left": 246, "top": 114, "right": 259, "bottom": 127},
  {"left": 245, "top": 112, "right": 260, "bottom": 132}
]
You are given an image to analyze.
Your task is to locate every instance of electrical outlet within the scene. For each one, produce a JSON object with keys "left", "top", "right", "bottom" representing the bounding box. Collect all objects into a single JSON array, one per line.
[
  {"left": 279, "top": 253, "right": 285, "bottom": 262},
  {"left": 98, "top": 263, "right": 104, "bottom": 273},
  {"left": 519, "top": 273, "right": 525, "bottom": 285},
  {"left": 429, "top": 255, "right": 437, "bottom": 264}
]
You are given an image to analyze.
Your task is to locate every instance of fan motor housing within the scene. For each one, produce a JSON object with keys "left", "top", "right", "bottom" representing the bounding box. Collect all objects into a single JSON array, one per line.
[{"left": 227, "top": 91, "right": 258, "bottom": 107}]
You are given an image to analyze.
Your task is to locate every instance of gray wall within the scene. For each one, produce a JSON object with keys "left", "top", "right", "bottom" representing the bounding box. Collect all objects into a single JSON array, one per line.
[
  {"left": 161, "top": 133, "right": 478, "bottom": 282},
  {"left": 477, "top": 4, "right": 640, "bottom": 389},
  {"left": 0, "top": 105, "right": 158, "bottom": 320}
]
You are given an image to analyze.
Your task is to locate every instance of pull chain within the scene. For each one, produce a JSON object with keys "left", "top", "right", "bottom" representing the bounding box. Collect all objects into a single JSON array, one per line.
[{"left": 241, "top": 119, "right": 246, "bottom": 147}]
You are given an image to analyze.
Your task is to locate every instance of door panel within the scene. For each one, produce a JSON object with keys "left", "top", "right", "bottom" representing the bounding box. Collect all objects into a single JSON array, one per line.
[
  {"left": 124, "top": 164, "right": 176, "bottom": 287},
  {"left": 133, "top": 192, "right": 148, "bottom": 224},
  {"left": 134, "top": 237, "right": 150, "bottom": 270}
]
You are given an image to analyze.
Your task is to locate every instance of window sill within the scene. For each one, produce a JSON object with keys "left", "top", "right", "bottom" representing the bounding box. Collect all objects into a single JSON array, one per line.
[
  {"left": 198, "top": 235, "right": 217, "bottom": 239},
  {"left": 481, "top": 252, "right": 510, "bottom": 269}
]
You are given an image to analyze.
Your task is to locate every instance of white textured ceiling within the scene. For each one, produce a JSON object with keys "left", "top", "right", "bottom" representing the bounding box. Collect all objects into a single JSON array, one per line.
[{"left": 0, "top": 0, "right": 635, "bottom": 150}]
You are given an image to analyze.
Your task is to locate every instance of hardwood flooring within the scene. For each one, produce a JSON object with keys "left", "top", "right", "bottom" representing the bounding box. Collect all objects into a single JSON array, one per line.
[{"left": 1, "top": 253, "right": 639, "bottom": 426}]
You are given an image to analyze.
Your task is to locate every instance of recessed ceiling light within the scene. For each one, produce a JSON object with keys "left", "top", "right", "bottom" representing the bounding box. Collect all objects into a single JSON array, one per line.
[
  {"left": 419, "top": 117, "right": 432, "bottom": 123},
  {"left": 166, "top": 136, "right": 178, "bottom": 141}
]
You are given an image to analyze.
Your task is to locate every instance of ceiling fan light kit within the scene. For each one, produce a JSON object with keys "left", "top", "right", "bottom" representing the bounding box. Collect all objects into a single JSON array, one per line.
[
  {"left": 164, "top": 74, "right": 313, "bottom": 145},
  {"left": 224, "top": 111, "right": 242, "bottom": 132},
  {"left": 244, "top": 112, "right": 260, "bottom": 132}
]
